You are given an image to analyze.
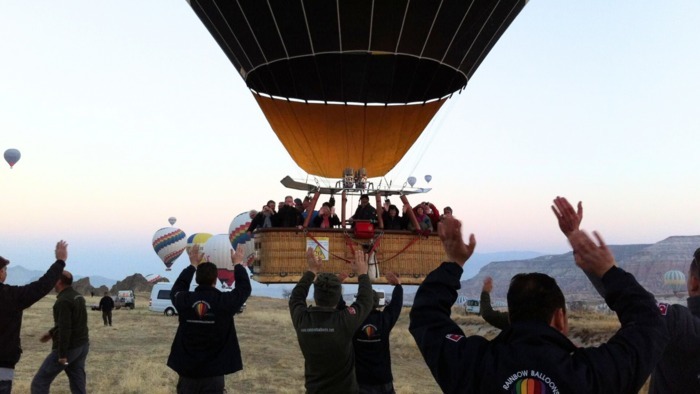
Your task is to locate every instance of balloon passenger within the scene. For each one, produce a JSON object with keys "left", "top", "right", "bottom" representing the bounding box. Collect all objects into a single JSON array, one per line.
[
  {"left": 351, "top": 194, "right": 377, "bottom": 224},
  {"left": 274, "top": 195, "right": 304, "bottom": 228},
  {"left": 247, "top": 200, "right": 276, "bottom": 234},
  {"left": 383, "top": 205, "right": 405, "bottom": 230},
  {"left": 407, "top": 206, "right": 432, "bottom": 232},
  {"left": 32, "top": 270, "right": 90, "bottom": 394},
  {"left": 409, "top": 210, "right": 668, "bottom": 393},
  {"left": 289, "top": 248, "right": 374, "bottom": 393},
  {"left": 167, "top": 245, "right": 251, "bottom": 393},
  {"left": 312, "top": 205, "right": 341, "bottom": 229},
  {"left": 0, "top": 242, "right": 68, "bottom": 393}
]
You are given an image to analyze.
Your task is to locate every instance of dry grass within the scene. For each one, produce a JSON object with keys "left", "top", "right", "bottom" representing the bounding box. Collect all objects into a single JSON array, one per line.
[{"left": 12, "top": 293, "right": 649, "bottom": 393}]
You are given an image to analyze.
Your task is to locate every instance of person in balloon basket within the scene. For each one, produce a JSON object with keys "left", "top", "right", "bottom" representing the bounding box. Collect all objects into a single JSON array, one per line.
[
  {"left": 289, "top": 248, "right": 374, "bottom": 393},
  {"left": 409, "top": 202, "right": 668, "bottom": 394},
  {"left": 351, "top": 194, "right": 377, "bottom": 225},
  {"left": 98, "top": 291, "right": 115, "bottom": 327},
  {"left": 247, "top": 199, "right": 276, "bottom": 235},
  {"left": 31, "top": 269, "right": 90, "bottom": 394},
  {"left": 274, "top": 195, "right": 304, "bottom": 228},
  {"left": 167, "top": 244, "right": 251, "bottom": 394},
  {"left": 0, "top": 241, "right": 68, "bottom": 394}
]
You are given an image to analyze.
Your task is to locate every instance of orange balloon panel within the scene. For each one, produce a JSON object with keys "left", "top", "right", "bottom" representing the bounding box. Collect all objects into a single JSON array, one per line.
[{"left": 254, "top": 95, "right": 445, "bottom": 178}]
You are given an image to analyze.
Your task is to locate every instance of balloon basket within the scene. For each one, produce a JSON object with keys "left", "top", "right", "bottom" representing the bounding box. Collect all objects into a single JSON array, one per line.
[{"left": 250, "top": 228, "right": 445, "bottom": 284}]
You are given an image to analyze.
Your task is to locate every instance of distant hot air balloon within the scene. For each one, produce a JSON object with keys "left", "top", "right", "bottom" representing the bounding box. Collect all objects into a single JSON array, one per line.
[
  {"left": 4, "top": 149, "right": 21, "bottom": 169},
  {"left": 168, "top": 217, "right": 177, "bottom": 225},
  {"left": 203, "top": 234, "right": 235, "bottom": 287},
  {"left": 186, "top": 233, "right": 213, "bottom": 263},
  {"left": 189, "top": 1, "right": 527, "bottom": 178},
  {"left": 152, "top": 227, "right": 187, "bottom": 271},
  {"left": 424, "top": 175, "right": 432, "bottom": 183},
  {"left": 663, "top": 270, "right": 686, "bottom": 295},
  {"left": 145, "top": 274, "right": 163, "bottom": 283},
  {"left": 229, "top": 212, "right": 255, "bottom": 266},
  {"left": 407, "top": 176, "right": 417, "bottom": 188}
]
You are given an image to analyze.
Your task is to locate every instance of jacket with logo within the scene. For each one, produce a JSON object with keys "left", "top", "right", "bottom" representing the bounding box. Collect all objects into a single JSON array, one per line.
[
  {"left": 167, "top": 264, "right": 251, "bottom": 378},
  {"left": 289, "top": 271, "right": 373, "bottom": 394},
  {"left": 409, "top": 262, "right": 668, "bottom": 394},
  {"left": 649, "top": 295, "right": 700, "bottom": 393},
  {"left": 353, "top": 284, "right": 403, "bottom": 387}
]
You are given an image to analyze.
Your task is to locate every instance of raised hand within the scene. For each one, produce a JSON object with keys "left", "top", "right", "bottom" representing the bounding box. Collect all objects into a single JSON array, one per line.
[
  {"left": 231, "top": 247, "right": 245, "bottom": 266},
  {"left": 437, "top": 216, "right": 476, "bottom": 266},
  {"left": 188, "top": 244, "right": 204, "bottom": 267},
  {"left": 385, "top": 271, "right": 400, "bottom": 286},
  {"left": 306, "top": 247, "right": 322, "bottom": 274},
  {"left": 551, "top": 196, "right": 583, "bottom": 236},
  {"left": 567, "top": 230, "right": 615, "bottom": 278},
  {"left": 352, "top": 251, "right": 369, "bottom": 276},
  {"left": 482, "top": 276, "right": 493, "bottom": 293},
  {"left": 55, "top": 240, "right": 68, "bottom": 261}
]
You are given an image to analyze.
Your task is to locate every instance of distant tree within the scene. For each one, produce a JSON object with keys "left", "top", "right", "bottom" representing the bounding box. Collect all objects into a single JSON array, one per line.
[{"left": 282, "top": 288, "right": 292, "bottom": 299}]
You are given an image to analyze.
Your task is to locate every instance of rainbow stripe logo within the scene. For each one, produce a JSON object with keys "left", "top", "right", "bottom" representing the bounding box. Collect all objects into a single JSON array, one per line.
[
  {"left": 193, "top": 301, "right": 209, "bottom": 319},
  {"left": 511, "top": 378, "right": 548, "bottom": 394}
]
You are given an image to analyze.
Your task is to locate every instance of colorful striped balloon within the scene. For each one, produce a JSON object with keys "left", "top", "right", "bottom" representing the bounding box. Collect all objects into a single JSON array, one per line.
[
  {"left": 203, "top": 234, "right": 235, "bottom": 287},
  {"left": 152, "top": 227, "right": 187, "bottom": 271},
  {"left": 186, "top": 233, "right": 213, "bottom": 264},
  {"left": 228, "top": 211, "right": 253, "bottom": 248}
]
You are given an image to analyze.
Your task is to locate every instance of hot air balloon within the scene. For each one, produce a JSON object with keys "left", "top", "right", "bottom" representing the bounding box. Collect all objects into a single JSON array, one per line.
[
  {"left": 663, "top": 270, "right": 686, "bottom": 295},
  {"left": 168, "top": 217, "right": 177, "bottom": 225},
  {"left": 203, "top": 234, "right": 235, "bottom": 287},
  {"left": 145, "top": 274, "right": 163, "bottom": 283},
  {"left": 189, "top": 1, "right": 526, "bottom": 178},
  {"left": 186, "top": 232, "right": 213, "bottom": 263},
  {"left": 407, "top": 176, "right": 417, "bottom": 188},
  {"left": 425, "top": 175, "right": 432, "bottom": 183},
  {"left": 4, "top": 149, "right": 21, "bottom": 169},
  {"left": 152, "top": 227, "right": 187, "bottom": 271},
  {"left": 229, "top": 212, "right": 256, "bottom": 266}
]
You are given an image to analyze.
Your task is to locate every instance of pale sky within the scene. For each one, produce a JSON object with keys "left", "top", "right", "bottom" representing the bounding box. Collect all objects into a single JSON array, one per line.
[{"left": 1, "top": 1, "right": 699, "bottom": 281}]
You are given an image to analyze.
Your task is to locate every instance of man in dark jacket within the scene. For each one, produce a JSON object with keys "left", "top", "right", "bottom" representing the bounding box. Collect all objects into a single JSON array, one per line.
[
  {"left": 167, "top": 244, "right": 251, "bottom": 394},
  {"left": 274, "top": 195, "right": 304, "bottom": 228},
  {"left": 98, "top": 292, "right": 115, "bottom": 326},
  {"left": 0, "top": 241, "right": 67, "bottom": 394},
  {"left": 410, "top": 213, "right": 668, "bottom": 394},
  {"left": 32, "top": 270, "right": 90, "bottom": 394},
  {"left": 649, "top": 247, "right": 700, "bottom": 393},
  {"left": 479, "top": 276, "right": 509, "bottom": 330},
  {"left": 353, "top": 272, "right": 403, "bottom": 394},
  {"left": 351, "top": 194, "right": 377, "bottom": 223},
  {"left": 290, "top": 247, "right": 373, "bottom": 393}
]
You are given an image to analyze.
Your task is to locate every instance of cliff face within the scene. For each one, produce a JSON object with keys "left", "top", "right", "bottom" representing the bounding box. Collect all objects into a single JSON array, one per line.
[{"left": 459, "top": 237, "right": 700, "bottom": 301}]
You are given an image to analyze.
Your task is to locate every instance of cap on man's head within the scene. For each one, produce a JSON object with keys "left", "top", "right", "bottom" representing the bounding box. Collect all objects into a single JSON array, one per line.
[
  {"left": 313, "top": 273, "right": 342, "bottom": 307},
  {"left": 0, "top": 256, "right": 9, "bottom": 270},
  {"left": 294, "top": 198, "right": 303, "bottom": 205},
  {"left": 360, "top": 194, "right": 369, "bottom": 200}
]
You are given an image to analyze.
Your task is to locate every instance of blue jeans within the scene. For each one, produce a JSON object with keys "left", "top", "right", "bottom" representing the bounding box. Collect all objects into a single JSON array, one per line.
[{"left": 31, "top": 342, "right": 89, "bottom": 394}]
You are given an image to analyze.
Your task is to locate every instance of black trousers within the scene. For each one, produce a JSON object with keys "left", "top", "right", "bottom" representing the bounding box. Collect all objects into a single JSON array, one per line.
[
  {"left": 102, "top": 310, "right": 112, "bottom": 326},
  {"left": 177, "top": 375, "right": 226, "bottom": 394}
]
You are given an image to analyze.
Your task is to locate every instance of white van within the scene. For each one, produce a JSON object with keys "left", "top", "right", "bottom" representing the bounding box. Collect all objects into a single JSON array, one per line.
[
  {"left": 149, "top": 282, "right": 181, "bottom": 316},
  {"left": 149, "top": 282, "right": 246, "bottom": 316}
]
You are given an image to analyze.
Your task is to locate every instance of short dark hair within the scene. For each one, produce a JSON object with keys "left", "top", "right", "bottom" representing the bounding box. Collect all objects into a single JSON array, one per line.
[
  {"left": 60, "top": 271, "right": 73, "bottom": 286},
  {"left": 690, "top": 248, "right": 700, "bottom": 279},
  {"left": 507, "top": 273, "right": 565, "bottom": 324},
  {"left": 196, "top": 262, "right": 218, "bottom": 286}
]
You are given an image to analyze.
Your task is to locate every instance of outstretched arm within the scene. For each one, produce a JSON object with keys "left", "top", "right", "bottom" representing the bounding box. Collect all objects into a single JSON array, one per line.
[
  {"left": 552, "top": 196, "right": 606, "bottom": 297},
  {"left": 13, "top": 241, "right": 67, "bottom": 310},
  {"left": 479, "top": 277, "right": 509, "bottom": 330}
]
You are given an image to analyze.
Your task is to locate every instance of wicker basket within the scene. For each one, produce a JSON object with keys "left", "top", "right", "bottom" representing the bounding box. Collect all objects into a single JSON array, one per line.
[{"left": 251, "top": 228, "right": 447, "bottom": 284}]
